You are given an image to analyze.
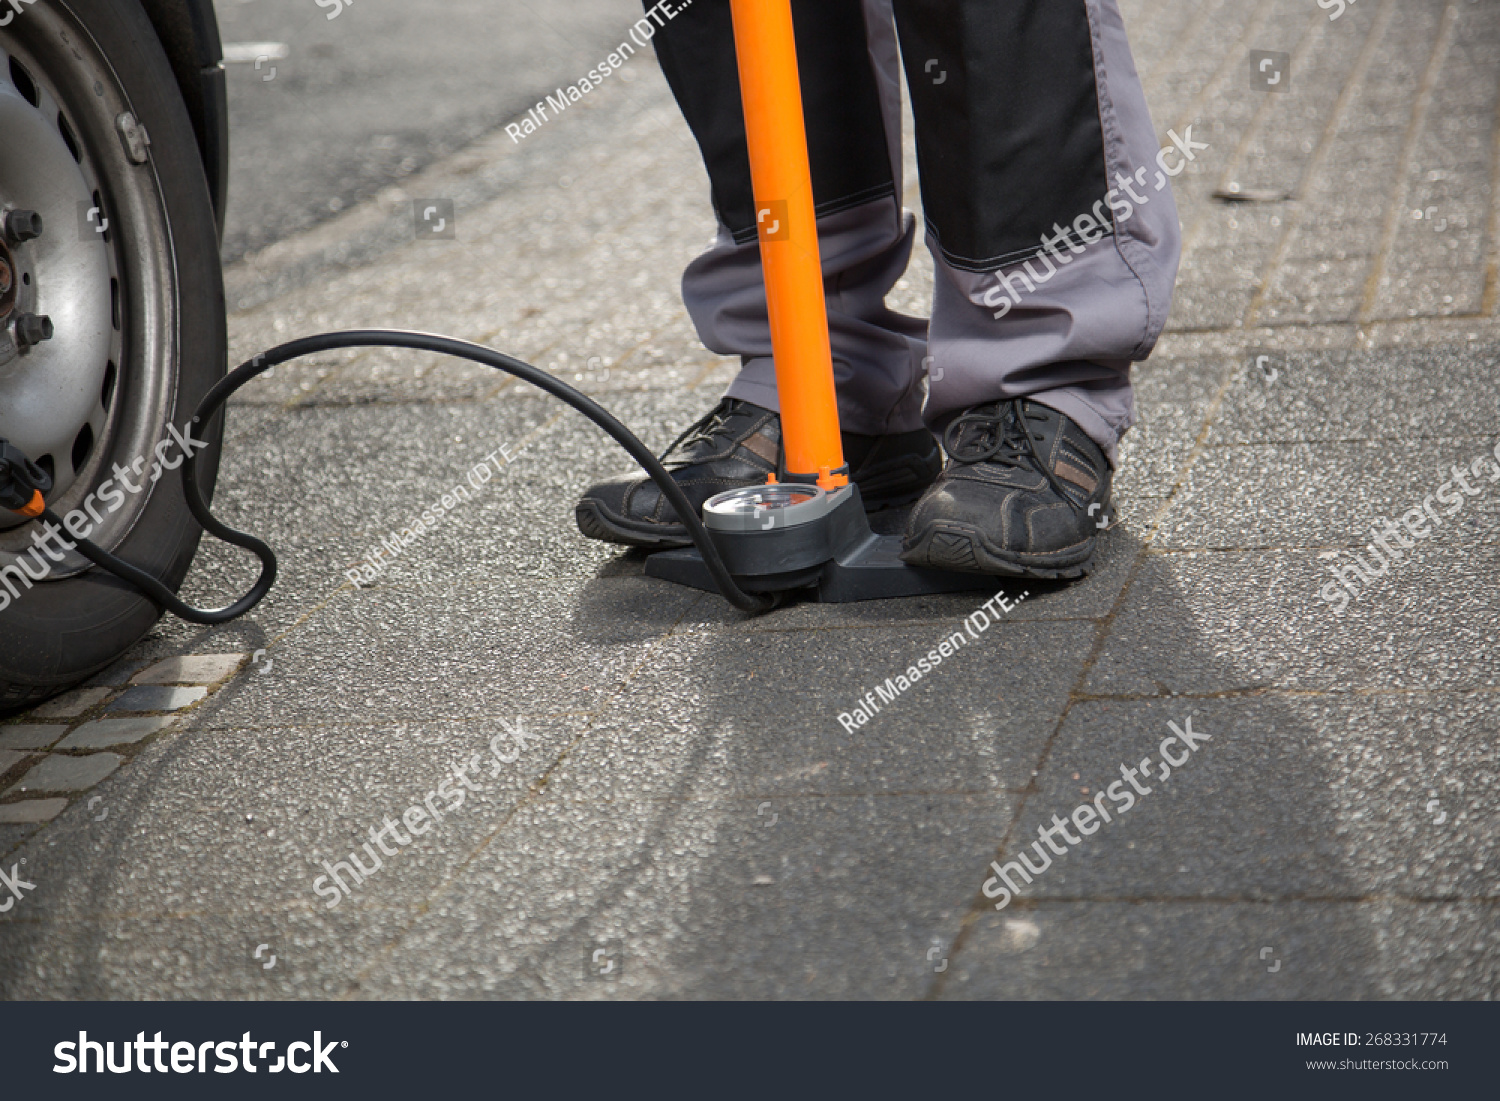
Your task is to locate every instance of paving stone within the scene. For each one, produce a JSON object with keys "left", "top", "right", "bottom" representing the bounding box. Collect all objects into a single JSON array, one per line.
[
  {"left": 0, "top": 909, "right": 414, "bottom": 1001},
  {"left": 105, "top": 686, "right": 209, "bottom": 714},
  {"left": 4, "top": 754, "right": 123, "bottom": 796},
  {"left": 0, "top": 750, "right": 26, "bottom": 776},
  {"left": 1085, "top": 547, "right": 1500, "bottom": 696},
  {"left": 0, "top": 726, "right": 65, "bottom": 751},
  {"left": 25, "top": 687, "right": 113, "bottom": 720},
  {"left": 977, "top": 694, "right": 1498, "bottom": 905},
  {"left": 1155, "top": 436, "right": 1500, "bottom": 550},
  {"left": 0, "top": 799, "right": 69, "bottom": 824},
  {"left": 56, "top": 717, "right": 180, "bottom": 751},
  {"left": 182, "top": 390, "right": 704, "bottom": 599},
  {"left": 550, "top": 620, "right": 1096, "bottom": 801},
  {"left": 186, "top": 577, "right": 698, "bottom": 731},
  {"left": 85, "top": 660, "right": 150, "bottom": 688},
  {"left": 360, "top": 792, "right": 1012, "bottom": 999},
  {"left": 2, "top": 717, "right": 577, "bottom": 924},
  {"left": 1205, "top": 344, "right": 1500, "bottom": 447},
  {"left": 0, "top": 823, "right": 41, "bottom": 854},
  {"left": 130, "top": 655, "right": 248, "bottom": 688},
  {"left": 945, "top": 900, "right": 1497, "bottom": 1000}
]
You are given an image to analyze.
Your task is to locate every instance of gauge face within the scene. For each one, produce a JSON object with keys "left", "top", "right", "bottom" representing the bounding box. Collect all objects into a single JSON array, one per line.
[
  {"left": 703, "top": 483, "right": 834, "bottom": 533},
  {"left": 710, "top": 486, "right": 819, "bottom": 515}
]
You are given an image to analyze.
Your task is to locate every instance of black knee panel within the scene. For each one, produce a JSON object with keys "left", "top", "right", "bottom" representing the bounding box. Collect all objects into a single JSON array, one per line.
[
  {"left": 893, "top": 0, "right": 1108, "bottom": 271},
  {"left": 648, "top": 0, "right": 897, "bottom": 244}
]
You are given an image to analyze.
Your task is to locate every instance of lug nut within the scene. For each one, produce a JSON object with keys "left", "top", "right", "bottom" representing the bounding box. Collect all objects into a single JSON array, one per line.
[
  {"left": 4, "top": 209, "right": 44, "bottom": 244},
  {"left": 14, "top": 313, "right": 53, "bottom": 349}
]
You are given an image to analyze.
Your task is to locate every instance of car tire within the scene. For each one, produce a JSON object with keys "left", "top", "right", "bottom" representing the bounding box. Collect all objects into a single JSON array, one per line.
[{"left": 0, "top": 0, "right": 225, "bottom": 714}]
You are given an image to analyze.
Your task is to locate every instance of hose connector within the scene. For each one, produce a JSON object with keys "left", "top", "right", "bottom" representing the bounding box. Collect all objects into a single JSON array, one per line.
[{"left": 0, "top": 438, "right": 51, "bottom": 517}]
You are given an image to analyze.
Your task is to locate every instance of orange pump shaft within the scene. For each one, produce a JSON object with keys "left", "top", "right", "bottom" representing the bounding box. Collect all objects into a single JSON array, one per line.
[{"left": 728, "top": 0, "right": 847, "bottom": 489}]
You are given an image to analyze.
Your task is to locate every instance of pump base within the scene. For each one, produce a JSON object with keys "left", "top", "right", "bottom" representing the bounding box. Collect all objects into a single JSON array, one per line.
[
  {"left": 646, "top": 536, "right": 1001, "bottom": 603},
  {"left": 645, "top": 484, "right": 1001, "bottom": 603}
]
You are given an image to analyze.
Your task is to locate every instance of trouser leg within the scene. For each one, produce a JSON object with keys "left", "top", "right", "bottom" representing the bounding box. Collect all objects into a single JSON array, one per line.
[
  {"left": 653, "top": 0, "right": 1180, "bottom": 458},
  {"left": 651, "top": 0, "right": 928, "bottom": 435},
  {"left": 893, "top": 0, "right": 1181, "bottom": 464}
]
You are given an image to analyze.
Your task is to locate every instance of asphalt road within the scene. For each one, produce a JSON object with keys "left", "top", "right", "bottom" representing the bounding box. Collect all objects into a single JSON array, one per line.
[{"left": 212, "top": 0, "right": 642, "bottom": 263}]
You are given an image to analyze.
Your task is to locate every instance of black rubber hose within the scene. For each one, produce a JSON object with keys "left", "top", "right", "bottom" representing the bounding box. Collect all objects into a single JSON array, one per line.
[
  {"left": 45, "top": 329, "right": 775, "bottom": 619},
  {"left": 39, "top": 503, "right": 276, "bottom": 625}
]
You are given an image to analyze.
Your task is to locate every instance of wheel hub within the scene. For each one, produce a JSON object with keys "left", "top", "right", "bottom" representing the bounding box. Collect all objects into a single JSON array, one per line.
[{"left": 0, "top": 66, "right": 113, "bottom": 503}]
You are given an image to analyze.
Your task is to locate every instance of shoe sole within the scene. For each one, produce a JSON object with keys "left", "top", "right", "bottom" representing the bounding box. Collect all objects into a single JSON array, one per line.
[
  {"left": 900, "top": 521, "right": 1098, "bottom": 580},
  {"left": 575, "top": 498, "right": 692, "bottom": 550},
  {"left": 576, "top": 480, "right": 934, "bottom": 551}
]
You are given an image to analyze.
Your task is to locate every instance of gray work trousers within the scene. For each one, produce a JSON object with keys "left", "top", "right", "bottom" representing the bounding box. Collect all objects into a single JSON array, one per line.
[{"left": 658, "top": 0, "right": 1182, "bottom": 464}]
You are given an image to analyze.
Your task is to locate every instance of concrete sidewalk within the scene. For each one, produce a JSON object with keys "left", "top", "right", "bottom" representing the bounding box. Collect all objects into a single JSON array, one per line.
[{"left": 1, "top": 0, "right": 1497, "bottom": 998}]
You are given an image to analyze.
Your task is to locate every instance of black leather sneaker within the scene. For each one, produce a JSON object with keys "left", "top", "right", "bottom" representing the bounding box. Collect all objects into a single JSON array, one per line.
[
  {"left": 900, "top": 398, "right": 1112, "bottom": 578},
  {"left": 576, "top": 397, "right": 942, "bottom": 548}
]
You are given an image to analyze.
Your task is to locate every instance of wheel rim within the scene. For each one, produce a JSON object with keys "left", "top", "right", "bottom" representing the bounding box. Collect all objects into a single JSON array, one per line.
[{"left": 0, "top": 7, "right": 177, "bottom": 578}]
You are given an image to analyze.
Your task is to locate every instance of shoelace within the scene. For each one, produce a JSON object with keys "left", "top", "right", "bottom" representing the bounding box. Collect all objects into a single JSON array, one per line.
[
  {"left": 657, "top": 399, "right": 786, "bottom": 473},
  {"left": 941, "top": 398, "right": 1086, "bottom": 512},
  {"left": 657, "top": 398, "right": 742, "bottom": 465}
]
